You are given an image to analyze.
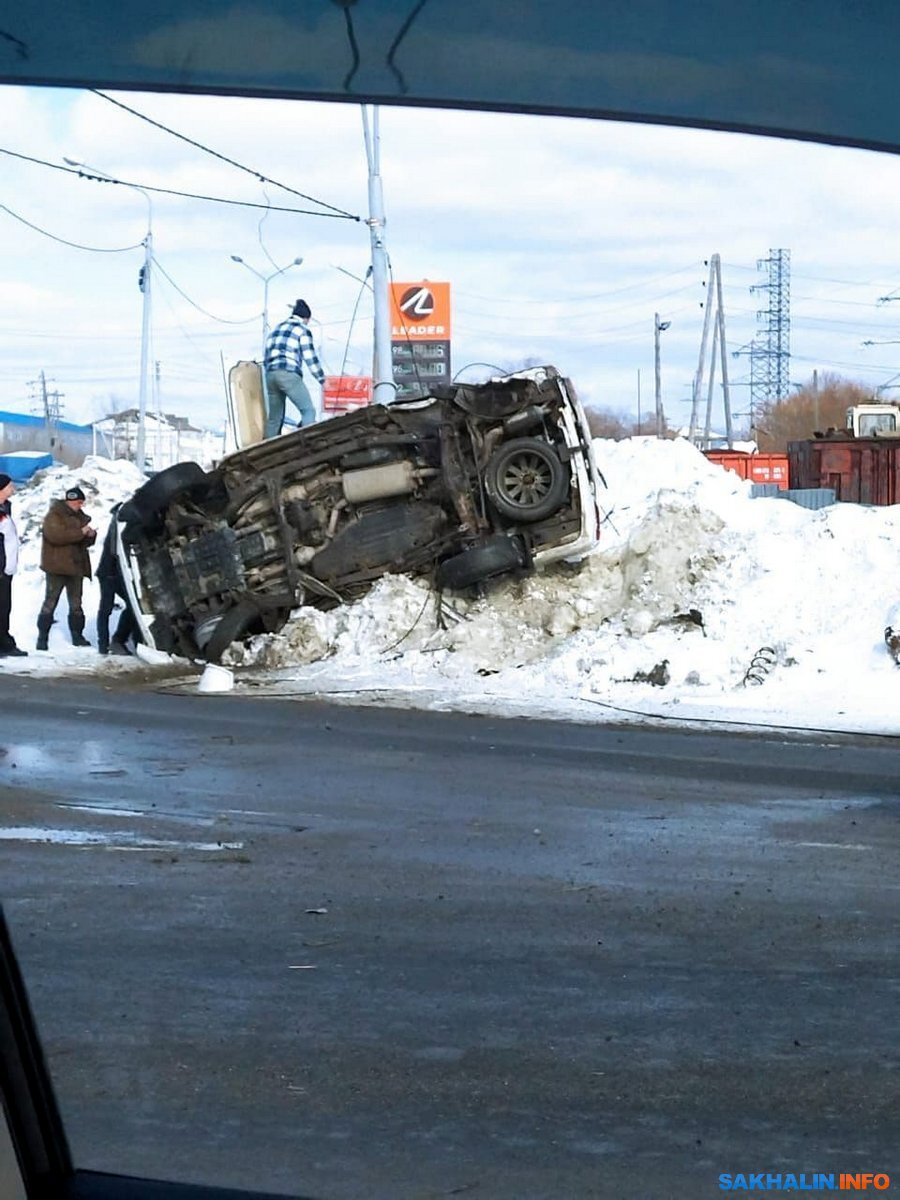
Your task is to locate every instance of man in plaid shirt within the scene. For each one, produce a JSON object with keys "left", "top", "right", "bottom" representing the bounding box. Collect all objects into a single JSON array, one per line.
[{"left": 263, "top": 298, "right": 325, "bottom": 438}]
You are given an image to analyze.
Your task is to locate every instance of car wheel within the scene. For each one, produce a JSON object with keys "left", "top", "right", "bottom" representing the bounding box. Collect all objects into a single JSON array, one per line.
[
  {"left": 116, "top": 499, "right": 141, "bottom": 526},
  {"left": 485, "top": 437, "right": 569, "bottom": 523},
  {"left": 129, "top": 462, "right": 209, "bottom": 524},
  {"left": 435, "top": 534, "right": 529, "bottom": 591},
  {"left": 202, "top": 601, "right": 262, "bottom": 663}
]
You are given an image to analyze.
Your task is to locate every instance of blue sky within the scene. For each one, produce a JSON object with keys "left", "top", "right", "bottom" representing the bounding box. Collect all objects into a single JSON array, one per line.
[{"left": 3, "top": 85, "right": 900, "bottom": 433}]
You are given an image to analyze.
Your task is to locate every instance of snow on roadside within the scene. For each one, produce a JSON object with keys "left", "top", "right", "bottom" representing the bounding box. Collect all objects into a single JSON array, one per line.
[
  {"left": 6, "top": 456, "right": 146, "bottom": 661},
  {"left": 223, "top": 436, "right": 900, "bottom": 732},
  {"left": 6, "top": 440, "right": 900, "bottom": 736}
]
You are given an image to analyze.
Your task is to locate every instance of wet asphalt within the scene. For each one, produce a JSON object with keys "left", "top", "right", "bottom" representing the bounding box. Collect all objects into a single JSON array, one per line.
[{"left": 0, "top": 675, "right": 898, "bottom": 1200}]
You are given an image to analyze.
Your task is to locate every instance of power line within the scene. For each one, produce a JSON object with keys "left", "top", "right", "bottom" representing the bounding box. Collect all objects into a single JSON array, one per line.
[
  {"left": 791, "top": 294, "right": 885, "bottom": 310},
  {"left": 338, "top": 269, "right": 373, "bottom": 377},
  {"left": 0, "top": 200, "right": 143, "bottom": 252},
  {"left": 792, "top": 352, "right": 900, "bottom": 372},
  {"left": 152, "top": 255, "right": 260, "bottom": 326},
  {"left": 455, "top": 265, "right": 699, "bottom": 306},
  {"left": 151, "top": 274, "right": 230, "bottom": 372},
  {"left": 453, "top": 281, "right": 701, "bottom": 325},
  {"left": 91, "top": 90, "right": 361, "bottom": 222},
  {"left": 0, "top": 147, "right": 355, "bottom": 218}
]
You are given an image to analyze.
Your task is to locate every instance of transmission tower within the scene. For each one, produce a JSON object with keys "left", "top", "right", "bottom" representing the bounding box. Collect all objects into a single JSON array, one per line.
[
  {"left": 27, "top": 371, "right": 65, "bottom": 450},
  {"left": 749, "top": 248, "right": 791, "bottom": 416}
]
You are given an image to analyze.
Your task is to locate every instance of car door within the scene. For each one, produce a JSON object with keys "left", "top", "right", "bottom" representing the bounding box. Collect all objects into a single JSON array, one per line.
[{"left": 226, "top": 361, "right": 267, "bottom": 453}]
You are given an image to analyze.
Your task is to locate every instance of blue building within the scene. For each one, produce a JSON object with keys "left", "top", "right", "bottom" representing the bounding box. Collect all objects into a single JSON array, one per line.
[{"left": 0, "top": 409, "right": 98, "bottom": 470}]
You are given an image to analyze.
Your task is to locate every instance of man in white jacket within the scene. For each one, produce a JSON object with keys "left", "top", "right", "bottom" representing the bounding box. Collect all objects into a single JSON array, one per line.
[{"left": 0, "top": 473, "right": 26, "bottom": 657}]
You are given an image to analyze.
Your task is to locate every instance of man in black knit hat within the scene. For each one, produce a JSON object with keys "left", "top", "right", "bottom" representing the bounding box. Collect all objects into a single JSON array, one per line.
[
  {"left": 36, "top": 485, "right": 97, "bottom": 651},
  {"left": 262, "top": 298, "right": 325, "bottom": 438}
]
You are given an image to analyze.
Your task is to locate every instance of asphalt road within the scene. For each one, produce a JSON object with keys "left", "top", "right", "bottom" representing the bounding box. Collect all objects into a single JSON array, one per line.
[{"left": 1, "top": 675, "right": 898, "bottom": 1200}]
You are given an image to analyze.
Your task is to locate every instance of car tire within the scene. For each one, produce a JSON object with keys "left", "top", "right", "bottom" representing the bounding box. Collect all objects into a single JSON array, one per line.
[
  {"left": 435, "top": 534, "right": 529, "bottom": 591},
  {"left": 484, "top": 437, "right": 569, "bottom": 523},
  {"left": 200, "top": 600, "right": 264, "bottom": 667},
  {"left": 116, "top": 499, "right": 141, "bottom": 526},
  {"left": 129, "top": 462, "right": 209, "bottom": 524},
  {"left": 202, "top": 601, "right": 262, "bottom": 664}
]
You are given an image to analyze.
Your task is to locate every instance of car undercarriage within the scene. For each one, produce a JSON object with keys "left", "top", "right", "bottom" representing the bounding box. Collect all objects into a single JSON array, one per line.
[{"left": 118, "top": 368, "right": 601, "bottom": 662}]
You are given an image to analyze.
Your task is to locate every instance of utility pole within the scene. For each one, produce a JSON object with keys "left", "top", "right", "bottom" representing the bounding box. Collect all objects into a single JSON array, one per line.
[
  {"left": 691, "top": 254, "right": 733, "bottom": 447},
  {"left": 715, "top": 256, "right": 733, "bottom": 448},
  {"left": 636, "top": 369, "right": 641, "bottom": 434},
  {"left": 812, "top": 368, "right": 820, "bottom": 432},
  {"left": 361, "top": 105, "right": 395, "bottom": 404},
  {"left": 64, "top": 157, "right": 154, "bottom": 471},
  {"left": 154, "top": 360, "right": 162, "bottom": 468},
  {"left": 690, "top": 257, "right": 717, "bottom": 444},
  {"left": 654, "top": 313, "right": 670, "bottom": 438},
  {"left": 136, "top": 227, "right": 152, "bottom": 472},
  {"left": 704, "top": 319, "right": 719, "bottom": 447},
  {"left": 39, "top": 371, "right": 50, "bottom": 442},
  {"left": 29, "top": 371, "right": 63, "bottom": 451},
  {"left": 47, "top": 389, "right": 64, "bottom": 452}
]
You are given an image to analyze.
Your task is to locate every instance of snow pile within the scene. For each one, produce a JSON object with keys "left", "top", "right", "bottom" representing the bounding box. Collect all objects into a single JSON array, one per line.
[
  {"left": 223, "top": 436, "right": 900, "bottom": 732},
  {"left": 7, "top": 439, "right": 900, "bottom": 735},
  {"left": 6, "top": 456, "right": 146, "bottom": 663},
  {"left": 13, "top": 457, "right": 146, "bottom": 574}
]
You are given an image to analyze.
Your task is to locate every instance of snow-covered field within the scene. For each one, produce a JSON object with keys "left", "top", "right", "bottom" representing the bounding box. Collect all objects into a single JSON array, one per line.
[{"left": 7, "top": 439, "right": 900, "bottom": 736}]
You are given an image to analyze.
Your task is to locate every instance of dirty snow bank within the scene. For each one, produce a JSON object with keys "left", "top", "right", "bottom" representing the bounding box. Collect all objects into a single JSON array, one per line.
[{"left": 222, "top": 437, "right": 900, "bottom": 733}]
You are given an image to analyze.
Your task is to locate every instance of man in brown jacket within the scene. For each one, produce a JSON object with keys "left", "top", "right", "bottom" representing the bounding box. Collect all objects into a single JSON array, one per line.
[{"left": 36, "top": 486, "right": 98, "bottom": 650}]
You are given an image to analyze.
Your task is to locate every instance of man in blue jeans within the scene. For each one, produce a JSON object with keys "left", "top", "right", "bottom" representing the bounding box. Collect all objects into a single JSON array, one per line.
[{"left": 263, "top": 298, "right": 325, "bottom": 438}]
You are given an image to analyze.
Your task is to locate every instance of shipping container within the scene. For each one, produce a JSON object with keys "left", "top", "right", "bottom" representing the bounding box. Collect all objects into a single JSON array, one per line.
[
  {"left": 787, "top": 437, "right": 900, "bottom": 505},
  {"left": 703, "top": 450, "right": 790, "bottom": 490},
  {"left": 0, "top": 451, "right": 53, "bottom": 482}
]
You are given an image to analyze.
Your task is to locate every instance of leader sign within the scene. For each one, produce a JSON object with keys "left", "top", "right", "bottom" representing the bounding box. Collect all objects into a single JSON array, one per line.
[
  {"left": 390, "top": 282, "right": 451, "bottom": 397},
  {"left": 390, "top": 282, "right": 451, "bottom": 339}
]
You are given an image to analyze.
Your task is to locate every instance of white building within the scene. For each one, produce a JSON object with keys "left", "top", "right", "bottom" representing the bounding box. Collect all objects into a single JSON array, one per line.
[{"left": 92, "top": 409, "right": 224, "bottom": 471}]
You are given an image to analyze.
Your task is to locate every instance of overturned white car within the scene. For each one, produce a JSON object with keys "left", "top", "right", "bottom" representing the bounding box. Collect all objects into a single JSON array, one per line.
[{"left": 117, "top": 366, "right": 604, "bottom": 662}]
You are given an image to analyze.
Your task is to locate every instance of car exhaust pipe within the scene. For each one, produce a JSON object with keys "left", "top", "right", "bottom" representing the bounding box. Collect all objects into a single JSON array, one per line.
[{"left": 341, "top": 462, "right": 435, "bottom": 504}]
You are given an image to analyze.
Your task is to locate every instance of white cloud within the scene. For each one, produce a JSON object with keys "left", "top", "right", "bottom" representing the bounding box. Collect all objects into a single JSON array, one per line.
[{"left": 2, "top": 86, "right": 900, "bottom": 429}]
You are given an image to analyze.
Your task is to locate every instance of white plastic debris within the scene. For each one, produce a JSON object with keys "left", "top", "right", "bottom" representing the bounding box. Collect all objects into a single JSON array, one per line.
[
  {"left": 197, "top": 663, "right": 234, "bottom": 694},
  {"left": 134, "top": 643, "right": 175, "bottom": 667}
]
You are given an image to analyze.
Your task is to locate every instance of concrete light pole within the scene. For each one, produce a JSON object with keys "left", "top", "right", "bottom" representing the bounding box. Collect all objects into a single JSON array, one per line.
[
  {"left": 361, "top": 105, "right": 395, "bottom": 404},
  {"left": 137, "top": 226, "right": 152, "bottom": 472},
  {"left": 230, "top": 255, "right": 304, "bottom": 355},
  {"left": 65, "top": 157, "right": 153, "bottom": 471},
  {"left": 654, "top": 313, "right": 671, "bottom": 438}
]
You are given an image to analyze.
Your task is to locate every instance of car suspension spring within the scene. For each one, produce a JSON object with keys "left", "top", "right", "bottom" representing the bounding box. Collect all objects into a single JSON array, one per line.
[{"left": 741, "top": 645, "right": 778, "bottom": 687}]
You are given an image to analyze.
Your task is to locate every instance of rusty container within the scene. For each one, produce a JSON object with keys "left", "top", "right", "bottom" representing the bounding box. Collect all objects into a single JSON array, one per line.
[{"left": 788, "top": 437, "right": 900, "bottom": 505}]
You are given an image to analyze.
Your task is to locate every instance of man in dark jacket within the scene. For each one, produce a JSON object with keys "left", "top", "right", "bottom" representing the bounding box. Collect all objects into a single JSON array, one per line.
[
  {"left": 96, "top": 503, "right": 140, "bottom": 656},
  {"left": 36, "top": 486, "right": 97, "bottom": 650},
  {"left": 0, "top": 472, "right": 26, "bottom": 657}
]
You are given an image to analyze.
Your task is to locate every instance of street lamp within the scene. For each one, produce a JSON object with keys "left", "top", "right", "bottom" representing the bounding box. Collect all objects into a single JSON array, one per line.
[
  {"left": 654, "top": 312, "right": 671, "bottom": 439},
  {"left": 230, "top": 255, "right": 304, "bottom": 353},
  {"left": 331, "top": 263, "right": 373, "bottom": 291},
  {"left": 65, "top": 156, "right": 153, "bottom": 473}
]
